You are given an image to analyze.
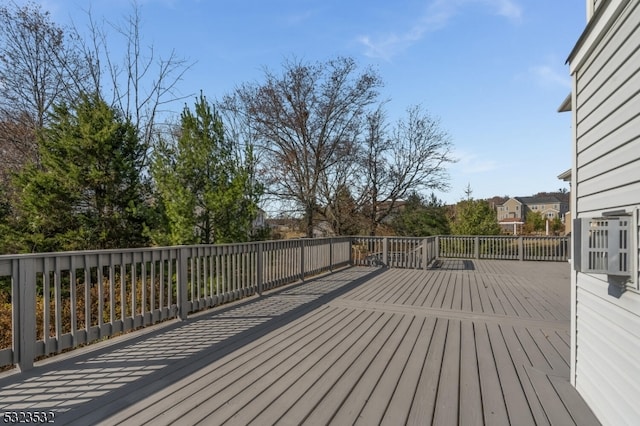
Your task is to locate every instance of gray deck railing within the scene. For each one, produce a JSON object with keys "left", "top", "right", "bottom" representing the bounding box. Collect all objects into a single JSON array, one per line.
[
  {"left": 350, "top": 235, "right": 569, "bottom": 266},
  {"left": 438, "top": 235, "right": 570, "bottom": 261},
  {"left": 0, "top": 238, "right": 352, "bottom": 372},
  {"left": 351, "top": 236, "right": 439, "bottom": 269},
  {"left": 0, "top": 235, "right": 568, "bottom": 372}
]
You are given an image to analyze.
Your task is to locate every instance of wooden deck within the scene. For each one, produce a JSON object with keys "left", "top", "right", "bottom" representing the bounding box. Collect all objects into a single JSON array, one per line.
[{"left": 0, "top": 260, "right": 599, "bottom": 425}]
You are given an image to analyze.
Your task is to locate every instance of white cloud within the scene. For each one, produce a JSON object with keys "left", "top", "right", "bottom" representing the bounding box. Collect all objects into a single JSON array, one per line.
[
  {"left": 487, "top": 0, "right": 523, "bottom": 20},
  {"left": 284, "top": 10, "right": 315, "bottom": 26},
  {"left": 530, "top": 65, "right": 571, "bottom": 89},
  {"left": 452, "top": 149, "right": 499, "bottom": 174},
  {"left": 358, "top": 0, "right": 522, "bottom": 60}
]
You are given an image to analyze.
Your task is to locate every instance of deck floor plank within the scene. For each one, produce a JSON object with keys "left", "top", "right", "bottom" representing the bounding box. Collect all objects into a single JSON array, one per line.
[
  {"left": 432, "top": 319, "right": 461, "bottom": 425},
  {"left": 459, "top": 320, "right": 483, "bottom": 426},
  {"left": 231, "top": 310, "right": 401, "bottom": 424},
  {"left": 475, "top": 322, "right": 511, "bottom": 425},
  {"left": 414, "top": 270, "right": 442, "bottom": 308},
  {"left": 548, "top": 374, "right": 601, "bottom": 426},
  {"left": 512, "top": 325, "right": 554, "bottom": 373},
  {"left": 486, "top": 322, "right": 536, "bottom": 426},
  {"left": 304, "top": 314, "right": 414, "bottom": 425},
  {"left": 500, "top": 324, "right": 552, "bottom": 426},
  {"left": 379, "top": 316, "right": 437, "bottom": 425},
  {"left": 389, "top": 270, "right": 424, "bottom": 306},
  {"left": 245, "top": 311, "right": 386, "bottom": 425},
  {"left": 495, "top": 275, "right": 538, "bottom": 319},
  {"left": 406, "top": 318, "right": 448, "bottom": 424},
  {"left": 272, "top": 312, "right": 400, "bottom": 426},
  {"left": 94, "top": 306, "right": 327, "bottom": 424},
  {"left": 530, "top": 327, "right": 570, "bottom": 374},
  {"left": 133, "top": 308, "right": 368, "bottom": 425},
  {"left": 0, "top": 260, "right": 600, "bottom": 426},
  {"left": 525, "top": 366, "right": 577, "bottom": 425},
  {"left": 351, "top": 316, "right": 425, "bottom": 425},
  {"left": 440, "top": 272, "right": 458, "bottom": 310},
  {"left": 482, "top": 273, "right": 508, "bottom": 316},
  {"left": 472, "top": 272, "right": 492, "bottom": 315},
  {"left": 210, "top": 310, "right": 386, "bottom": 425},
  {"left": 461, "top": 273, "right": 472, "bottom": 313}
]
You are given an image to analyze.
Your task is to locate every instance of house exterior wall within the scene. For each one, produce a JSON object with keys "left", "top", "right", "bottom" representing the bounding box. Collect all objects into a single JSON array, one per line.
[
  {"left": 497, "top": 198, "right": 523, "bottom": 221},
  {"left": 498, "top": 197, "right": 568, "bottom": 222},
  {"left": 569, "top": 0, "right": 640, "bottom": 423},
  {"left": 528, "top": 201, "right": 566, "bottom": 220}
]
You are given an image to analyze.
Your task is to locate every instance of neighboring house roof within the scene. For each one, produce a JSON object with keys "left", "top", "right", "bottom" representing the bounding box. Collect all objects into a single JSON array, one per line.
[
  {"left": 514, "top": 196, "right": 563, "bottom": 205},
  {"left": 499, "top": 197, "right": 523, "bottom": 207}
]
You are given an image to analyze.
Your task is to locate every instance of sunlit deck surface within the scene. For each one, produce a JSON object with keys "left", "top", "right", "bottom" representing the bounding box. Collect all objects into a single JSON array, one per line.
[{"left": 0, "top": 260, "right": 599, "bottom": 425}]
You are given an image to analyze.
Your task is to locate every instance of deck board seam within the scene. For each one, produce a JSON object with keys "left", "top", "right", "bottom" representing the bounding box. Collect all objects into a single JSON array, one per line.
[{"left": 328, "top": 299, "right": 569, "bottom": 330}]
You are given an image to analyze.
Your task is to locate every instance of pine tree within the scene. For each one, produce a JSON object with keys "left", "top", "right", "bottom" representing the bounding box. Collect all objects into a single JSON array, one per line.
[
  {"left": 14, "top": 93, "right": 149, "bottom": 252},
  {"left": 450, "top": 193, "right": 501, "bottom": 236},
  {"left": 391, "top": 192, "right": 451, "bottom": 237},
  {"left": 151, "top": 93, "right": 261, "bottom": 245}
]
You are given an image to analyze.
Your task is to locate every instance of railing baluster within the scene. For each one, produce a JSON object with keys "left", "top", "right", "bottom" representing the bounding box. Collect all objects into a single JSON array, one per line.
[
  {"left": 42, "top": 259, "right": 50, "bottom": 355},
  {"left": 0, "top": 235, "right": 569, "bottom": 371}
]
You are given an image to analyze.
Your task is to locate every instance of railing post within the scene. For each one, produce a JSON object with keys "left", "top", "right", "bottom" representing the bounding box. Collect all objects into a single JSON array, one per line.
[
  {"left": 383, "top": 237, "right": 388, "bottom": 267},
  {"left": 329, "top": 238, "right": 334, "bottom": 272},
  {"left": 15, "top": 258, "right": 36, "bottom": 372},
  {"left": 518, "top": 237, "right": 524, "bottom": 261},
  {"left": 177, "top": 247, "right": 189, "bottom": 320},
  {"left": 423, "top": 238, "right": 429, "bottom": 270},
  {"left": 435, "top": 236, "right": 440, "bottom": 259},
  {"left": 349, "top": 237, "right": 354, "bottom": 266},
  {"left": 300, "top": 238, "right": 305, "bottom": 282},
  {"left": 474, "top": 236, "right": 480, "bottom": 259},
  {"left": 257, "top": 242, "right": 263, "bottom": 296}
]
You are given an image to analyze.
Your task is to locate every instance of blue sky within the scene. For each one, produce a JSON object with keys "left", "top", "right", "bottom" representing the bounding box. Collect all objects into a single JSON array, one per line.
[{"left": 28, "top": 0, "right": 586, "bottom": 205}]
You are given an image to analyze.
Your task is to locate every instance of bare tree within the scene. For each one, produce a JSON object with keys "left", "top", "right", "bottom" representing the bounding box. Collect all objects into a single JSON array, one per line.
[
  {"left": 0, "top": 1, "right": 88, "bottom": 180},
  {"left": 74, "top": 2, "right": 192, "bottom": 160},
  {"left": 223, "top": 57, "right": 382, "bottom": 237},
  {"left": 359, "top": 105, "right": 455, "bottom": 235}
]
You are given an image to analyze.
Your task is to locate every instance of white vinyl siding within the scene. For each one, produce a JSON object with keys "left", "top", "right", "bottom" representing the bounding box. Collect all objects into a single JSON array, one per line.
[
  {"left": 575, "top": 1, "right": 640, "bottom": 215},
  {"left": 575, "top": 274, "right": 640, "bottom": 425},
  {"left": 570, "top": 0, "right": 640, "bottom": 424}
]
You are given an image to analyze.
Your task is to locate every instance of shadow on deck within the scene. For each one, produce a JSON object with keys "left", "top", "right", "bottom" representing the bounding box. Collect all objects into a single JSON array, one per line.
[
  {"left": 429, "top": 258, "right": 476, "bottom": 270},
  {"left": 0, "top": 260, "right": 599, "bottom": 425}
]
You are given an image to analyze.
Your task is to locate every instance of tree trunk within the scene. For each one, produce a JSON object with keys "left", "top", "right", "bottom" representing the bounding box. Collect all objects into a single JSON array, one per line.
[{"left": 305, "top": 205, "right": 314, "bottom": 238}]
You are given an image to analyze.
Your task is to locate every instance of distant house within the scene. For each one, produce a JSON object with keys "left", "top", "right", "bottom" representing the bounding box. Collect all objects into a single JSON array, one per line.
[
  {"left": 497, "top": 196, "right": 569, "bottom": 234},
  {"left": 564, "top": 0, "right": 640, "bottom": 423},
  {"left": 252, "top": 208, "right": 266, "bottom": 230}
]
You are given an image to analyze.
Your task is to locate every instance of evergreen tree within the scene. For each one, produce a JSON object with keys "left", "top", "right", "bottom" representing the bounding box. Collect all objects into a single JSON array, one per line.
[
  {"left": 450, "top": 188, "right": 500, "bottom": 235},
  {"left": 391, "top": 192, "right": 450, "bottom": 237},
  {"left": 151, "top": 93, "right": 261, "bottom": 245},
  {"left": 550, "top": 216, "right": 564, "bottom": 235},
  {"left": 14, "top": 93, "right": 149, "bottom": 252},
  {"left": 524, "top": 211, "right": 545, "bottom": 234}
]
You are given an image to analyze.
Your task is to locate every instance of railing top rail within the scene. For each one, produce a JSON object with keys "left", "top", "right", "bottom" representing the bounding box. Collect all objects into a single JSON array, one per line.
[
  {"left": 0, "top": 235, "right": 567, "bottom": 261},
  {"left": 0, "top": 237, "right": 357, "bottom": 260}
]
